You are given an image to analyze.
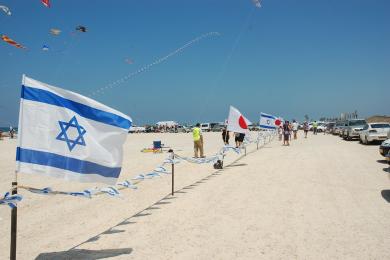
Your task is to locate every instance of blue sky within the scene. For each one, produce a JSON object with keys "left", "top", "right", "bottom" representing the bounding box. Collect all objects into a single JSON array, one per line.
[{"left": 0, "top": 0, "right": 389, "bottom": 126}]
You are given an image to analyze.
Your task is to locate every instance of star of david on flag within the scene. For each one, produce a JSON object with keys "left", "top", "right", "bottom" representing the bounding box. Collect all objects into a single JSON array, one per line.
[
  {"left": 56, "top": 116, "right": 86, "bottom": 151},
  {"left": 259, "top": 112, "right": 280, "bottom": 130},
  {"left": 16, "top": 75, "right": 132, "bottom": 184}
]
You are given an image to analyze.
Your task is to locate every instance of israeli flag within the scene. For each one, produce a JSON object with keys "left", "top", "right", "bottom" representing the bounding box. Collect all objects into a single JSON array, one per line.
[
  {"left": 259, "top": 112, "right": 279, "bottom": 130},
  {"left": 16, "top": 75, "right": 132, "bottom": 185}
]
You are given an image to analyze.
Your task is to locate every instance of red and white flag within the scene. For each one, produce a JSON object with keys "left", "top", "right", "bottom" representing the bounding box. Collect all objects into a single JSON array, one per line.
[
  {"left": 41, "top": 0, "right": 50, "bottom": 8},
  {"left": 226, "top": 106, "right": 252, "bottom": 134}
]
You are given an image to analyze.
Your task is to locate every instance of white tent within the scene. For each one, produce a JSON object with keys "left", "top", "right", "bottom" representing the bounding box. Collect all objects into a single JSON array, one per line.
[{"left": 156, "top": 121, "right": 178, "bottom": 127}]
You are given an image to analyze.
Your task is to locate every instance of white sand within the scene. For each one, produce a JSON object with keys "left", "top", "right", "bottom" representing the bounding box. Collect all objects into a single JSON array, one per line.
[{"left": 1, "top": 132, "right": 389, "bottom": 259}]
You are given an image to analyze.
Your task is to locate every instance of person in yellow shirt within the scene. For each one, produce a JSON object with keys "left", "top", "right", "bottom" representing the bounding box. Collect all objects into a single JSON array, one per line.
[
  {"left": 193, "top": 123, "right": 204, "bottom": 158},
  {"left": 312, "top": 121, "right": 318, "bottom": 135}
]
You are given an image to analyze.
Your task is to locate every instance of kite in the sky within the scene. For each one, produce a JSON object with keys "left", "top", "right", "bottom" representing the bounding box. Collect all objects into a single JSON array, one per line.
[
  {"left": 252, "top": 0, "right": 261, "bottom": 8},
  {"left": 0, "top": 5, "right": 11, "bottom": 15},
  {"left": 1, "top": 35, "right": 26, "bottom": 49},
  {"left": 50, "top": 28, "right": 61, "bottom": 36},
  {"left": 75, "top": 25, "right": 87, "bottom": 32},
  {"left": 41, "top": 0, "right": 50, "bottom": 8},
  {"left": 42, "top": 45, "right": 49, "bottom": 51},
  {"left": 125, "top": 58, "right": 133, "bottom": 64}
]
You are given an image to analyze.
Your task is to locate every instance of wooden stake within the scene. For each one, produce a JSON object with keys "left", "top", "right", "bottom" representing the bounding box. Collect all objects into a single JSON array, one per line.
[{"left": 10, "top": 181, "right": 17, "bottom": 260}]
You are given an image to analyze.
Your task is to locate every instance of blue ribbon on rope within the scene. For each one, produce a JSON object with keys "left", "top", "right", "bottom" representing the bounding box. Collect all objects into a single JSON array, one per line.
[
  {"left": 117, "top": 180, "right": 138, "bottom": 189},
  {"left": 0, "top": 192, "right": 23, "bottom": 208},
  {"left": 99, "top": 187, "right": 120, "bottom": 197},
  {"left": 67, "top": 190, "right": 93, "bottom": 198},
  {"left": 27, "top": 187, "right": 53, "bottom": 195}
]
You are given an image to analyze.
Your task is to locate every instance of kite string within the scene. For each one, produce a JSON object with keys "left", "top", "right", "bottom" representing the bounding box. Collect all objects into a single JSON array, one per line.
[
  {"left": 198, "top": 8, "right": 256, "bottom": 119},
  {"left": 90, "top": 32, "right": 220, "bottom": 96}
]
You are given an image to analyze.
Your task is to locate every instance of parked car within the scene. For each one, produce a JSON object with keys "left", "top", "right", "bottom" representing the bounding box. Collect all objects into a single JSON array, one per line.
[
  {"left": 336, "top": 121, "right": 349, "bottom": 137},
  {"left": 177, "top": 125, "right": 191, "bottom": 133},
  {"left": 129, "top": 125, "right": 146, "bottom": 133},
  {"left": 200, "top": 123, "right": 211, "bottom": 132},
  {"left": 210, "top": 123, "right": 224, "bottom": 132},
  {"left": 343, "top": 119, "right": 367, "bottom": 140},
  {"left": 379, "top": 138, "right": 390, "bottom": 163},
  {"left": 317, "top": 123, "right": 327, "bottom": 133},
  {"left": 333, "top": 121, "right": 344, "bottom": 135},
  {"left": 326, "top": 122, "right": 336, "bottom": 133},
  {"left": 359, "top": 122, "right": 390, "bottom": 144}
]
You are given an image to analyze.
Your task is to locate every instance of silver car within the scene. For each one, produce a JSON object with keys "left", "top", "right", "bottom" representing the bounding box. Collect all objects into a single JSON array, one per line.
[
  {"left": 343, "top": 119, "right": 367, "bottom": 140},
  {"left": 359, "top": 122, "right": 390, "bottom": 144}
]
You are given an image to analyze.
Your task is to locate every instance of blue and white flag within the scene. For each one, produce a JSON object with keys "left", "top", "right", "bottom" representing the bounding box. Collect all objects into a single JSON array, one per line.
[
  {"left": 259, "top": 112, "right": 281, "bottom": 130},
  {"left": 16, "top": 75, "right": 132, "bottom": 185}
]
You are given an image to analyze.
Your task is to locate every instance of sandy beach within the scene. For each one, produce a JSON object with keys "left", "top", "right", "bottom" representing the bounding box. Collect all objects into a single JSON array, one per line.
[{"left": 1, "top": 131, "right": 389, "bottom": 259}]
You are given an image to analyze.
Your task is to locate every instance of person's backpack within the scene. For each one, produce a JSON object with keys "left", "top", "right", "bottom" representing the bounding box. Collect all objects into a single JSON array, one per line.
[{"left": 213, "top": 160, "right": 223, "bottom": 169}]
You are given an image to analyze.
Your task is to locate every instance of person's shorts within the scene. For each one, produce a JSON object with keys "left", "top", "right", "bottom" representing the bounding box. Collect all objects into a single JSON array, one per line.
[{"left": 237, "top": 133, "right": 245, "bottom": 142}]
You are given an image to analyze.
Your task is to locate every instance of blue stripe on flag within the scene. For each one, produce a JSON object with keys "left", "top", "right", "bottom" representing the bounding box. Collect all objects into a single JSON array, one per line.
[
  {"left": 260, "top": 113, "right": 275, "bottom": 119},
  {"left": 21, "top": 86, "right": 131, "bottom": 130},
  {"left": 259, "top": 124, "right": 276, "bottom": 129},
  {"left": 16, "top": 147, "right": 121, "bottom": 179}
]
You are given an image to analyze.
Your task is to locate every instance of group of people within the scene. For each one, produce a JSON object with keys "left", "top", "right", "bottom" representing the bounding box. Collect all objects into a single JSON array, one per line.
[
  {"left": 222, "top": 128, "right": 245, "bottom": 148},
  {"left": 191, "top": 123, "right": 245, "bottom": 158},
  {"left": 278, "top": 120, "right": 303, "bottom": 146},
  {"left": 0, "top": 127, "right": 16, "bottom": 140},
  {"left": 278, "top": 120, "right": 316, "bottom": 145}
]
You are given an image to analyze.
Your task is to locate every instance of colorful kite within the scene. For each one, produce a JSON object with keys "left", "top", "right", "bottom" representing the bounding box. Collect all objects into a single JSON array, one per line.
[
  {"left": 41, "top": 0, "right": 50, "bottom": 8},
  {"left": 42, "top": 45, "right": 49, "bottom": 51},
  {"left": 75, "top": 25, "right": 87, "bottom": 32},
  {"left": 0, "top": 5, "right": 11, "bottom": 15},
  {"left": 1, "top": 35, "right": 26, "bottom": 49},
  {"left": 50, "top": 28, "right": 61, "bottom": 36},
  {"left": 252, "top": 0, "right": 261, "bottom": 8}
]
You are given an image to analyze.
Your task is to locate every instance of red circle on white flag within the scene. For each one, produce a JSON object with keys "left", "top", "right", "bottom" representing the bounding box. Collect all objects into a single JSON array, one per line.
[
  {"left": 275, "top": 119, "right": 281, "bottom": 126},
  {"left": 238, "top": 115, "right": 248, "bottom": 129}
]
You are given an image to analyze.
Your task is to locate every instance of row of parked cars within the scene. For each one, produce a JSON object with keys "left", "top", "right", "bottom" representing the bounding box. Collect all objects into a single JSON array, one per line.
[{"left": 330, "top": 119, "right": 390, "bottom": 164}]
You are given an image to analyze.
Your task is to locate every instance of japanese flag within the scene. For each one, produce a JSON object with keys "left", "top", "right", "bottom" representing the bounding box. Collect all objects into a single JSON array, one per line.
[{"left": 226, "top": 106, "right": 251, "bottom": 134}]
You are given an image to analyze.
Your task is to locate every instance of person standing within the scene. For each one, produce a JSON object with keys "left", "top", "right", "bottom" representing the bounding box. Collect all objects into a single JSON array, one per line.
[
  {"left": 193, "top": 123, "right": 204, "bottom": 158},
  {"left": 292, "top": 120, "right": 299, "bottom": 140},
  {"left": 278, "top": 125, "right": 283, "bottom": 141},
  {"left": 235, "top": 132, "right": 245, "bottom": 148},
  {"left": 222, "top": 127, "right": 230, "bottom": 145},
  {"left": 312, "top": 121, "right": 318, "bottom": 135},
  {"left": 9, "top": 126, "right": 15, "bottom": 139},
  {"left": 283, "top": 121, "right": 290, "bottom": 146},
  {"left": 303, "top": 121, "right": 309, "bottom": 138}
]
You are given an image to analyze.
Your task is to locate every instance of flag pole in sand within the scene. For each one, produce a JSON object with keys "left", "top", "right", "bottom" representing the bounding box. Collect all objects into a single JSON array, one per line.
[
  {"left": 10, "top": 177, "right": 18, "bottom": 260},
  {"left": 169, "top": 149, "right": 174, "bottom": 195},
  {"left": 11, "top": 74, "right": 25, "bottom": 260}
]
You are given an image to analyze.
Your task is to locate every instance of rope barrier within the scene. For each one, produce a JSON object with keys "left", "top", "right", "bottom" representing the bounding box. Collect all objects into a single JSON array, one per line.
[{"left": 1, "top": 130, "right": 276, "bottom": 206}]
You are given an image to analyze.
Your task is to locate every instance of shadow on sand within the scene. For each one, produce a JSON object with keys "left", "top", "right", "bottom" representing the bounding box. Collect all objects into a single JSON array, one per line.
[
  {"left": 57, "top": 142, "right": 267, "bottom": 255},
  {"left": 377, "top": 160, "right": 389, "bottom": 164},
  {"left": 35, "top": 248, "right": 132, "bottom": 260},
  {"left": 226, "top": 163, "right": 248, "bottom": 167},
  {"left": 381, "top": 190, "right": 390, "bottom": 203}
]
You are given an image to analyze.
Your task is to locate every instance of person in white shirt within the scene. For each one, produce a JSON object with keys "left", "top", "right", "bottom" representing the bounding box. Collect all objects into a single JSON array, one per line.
[{"left": 292, "top": 120, "right": 299, "bottom": 140}]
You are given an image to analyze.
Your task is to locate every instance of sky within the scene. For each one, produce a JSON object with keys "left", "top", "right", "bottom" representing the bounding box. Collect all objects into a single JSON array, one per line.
[{"left": 0, "top": 0, "right": 389, "bottom": 126}]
